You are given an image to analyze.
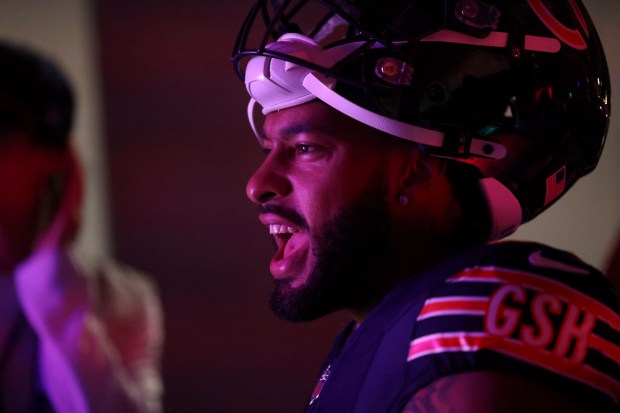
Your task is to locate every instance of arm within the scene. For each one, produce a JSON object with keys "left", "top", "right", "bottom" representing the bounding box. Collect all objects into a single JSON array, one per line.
[
  {"left": 402, "top": 371, "right": 593, "bottom": 413},
  {"left": 15, "top": 249, "right": 164, "bottom": 413}
]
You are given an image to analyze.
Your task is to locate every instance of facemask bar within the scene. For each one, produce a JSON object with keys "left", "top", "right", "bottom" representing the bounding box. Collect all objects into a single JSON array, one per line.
[
  {"left": 234, "top": 0, "right": 338, "bottom": 77},
  {"left": 232, "top": 0, "right": 410, "bottom": 83}
]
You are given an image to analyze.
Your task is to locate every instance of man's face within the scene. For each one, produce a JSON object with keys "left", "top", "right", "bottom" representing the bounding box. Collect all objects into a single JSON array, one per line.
[{"left": 246, "top": 101, "right": 403, "bottom": 321}]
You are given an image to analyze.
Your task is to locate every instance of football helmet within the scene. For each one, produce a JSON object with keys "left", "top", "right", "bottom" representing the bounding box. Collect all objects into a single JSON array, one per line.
[{"left": 232, "top": 0, "right": 610, "bottom": 240}]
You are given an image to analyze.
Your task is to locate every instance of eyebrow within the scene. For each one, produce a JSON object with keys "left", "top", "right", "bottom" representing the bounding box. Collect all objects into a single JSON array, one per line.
[{"left": 260, "top": 122, "right": 317, "bottom": 143}]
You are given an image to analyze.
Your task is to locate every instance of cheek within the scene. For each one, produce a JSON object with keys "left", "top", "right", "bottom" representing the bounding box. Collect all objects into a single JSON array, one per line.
[
  {"left": 293, "top": 168, "right": 375, "bottom": 228},
  {"left": 0, "top": 179, "right": 42, "bottom": 258},
  {"left": 0, "top": 163, "right": 49, "bottom": 214},
  {"left": 329, "top": 162, "right": 384, "bottom": 201},
  {"left": 294, "top": 178, "right": 335, "bottom": 224},
  {"left": 0, "top": 186, "right": 40, "bottom": 224}
]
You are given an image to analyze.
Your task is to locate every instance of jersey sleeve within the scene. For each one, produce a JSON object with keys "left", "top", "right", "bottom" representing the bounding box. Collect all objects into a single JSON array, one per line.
[{"left": 405, "top": 243, "right": 620, "bottom": 408}]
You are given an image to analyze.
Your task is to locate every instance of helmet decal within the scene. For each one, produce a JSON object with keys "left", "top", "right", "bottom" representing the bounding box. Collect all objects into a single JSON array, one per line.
[
  {"left": 527, "top": 0, "right": 588, "bottom": 49},
  {"left": 544, "top": 165, "right": 567, "bottom": 207}
]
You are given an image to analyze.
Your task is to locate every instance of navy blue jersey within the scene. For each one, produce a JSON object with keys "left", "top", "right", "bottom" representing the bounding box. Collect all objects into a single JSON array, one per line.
[{"left": 305, "top": 241, "right": 620, "bottom": 413}]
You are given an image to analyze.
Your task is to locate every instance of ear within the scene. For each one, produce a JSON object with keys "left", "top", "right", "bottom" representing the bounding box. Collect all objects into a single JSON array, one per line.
[
  {"left": 399, "top": 148, "right": 447, "bottom": 191},
  {"left": 394, "top": 149, "right": 461, "bottom": 238}
]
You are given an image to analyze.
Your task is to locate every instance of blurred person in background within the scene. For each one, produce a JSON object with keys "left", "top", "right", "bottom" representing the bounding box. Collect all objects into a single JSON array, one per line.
[{"left": 0, "top": 41, "right": 163, "bottom": 413}]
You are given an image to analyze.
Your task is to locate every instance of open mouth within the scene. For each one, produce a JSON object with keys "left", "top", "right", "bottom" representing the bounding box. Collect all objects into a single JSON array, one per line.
[
  {"left": 264, "top": 221, "right": 311, "bottom": 280},
  {"left": 270, "top": 223, "right": 303, "bottom": 259}
]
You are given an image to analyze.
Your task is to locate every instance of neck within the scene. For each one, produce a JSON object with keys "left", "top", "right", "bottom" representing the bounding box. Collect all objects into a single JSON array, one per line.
[{"left": 348, "top": 230, "right": 471, "bottom": 323}]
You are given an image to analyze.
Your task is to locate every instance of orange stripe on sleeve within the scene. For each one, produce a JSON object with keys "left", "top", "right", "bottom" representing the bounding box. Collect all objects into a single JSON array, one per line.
[
  {"left": 408, "top": 332, "right": 620, "bottom": 401},
  {"left": 417, "top": 297, "right": 490, "bottom": 320}
]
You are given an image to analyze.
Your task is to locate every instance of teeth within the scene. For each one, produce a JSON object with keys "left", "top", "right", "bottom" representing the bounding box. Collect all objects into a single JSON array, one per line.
[{"left": 269, "top": 224, "right": 299, "bottom": 235}]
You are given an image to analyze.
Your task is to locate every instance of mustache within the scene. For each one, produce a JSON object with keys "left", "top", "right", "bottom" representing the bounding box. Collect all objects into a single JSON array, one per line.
[{"left": 258, "top": 204, "right": 308, "bottom": 230}]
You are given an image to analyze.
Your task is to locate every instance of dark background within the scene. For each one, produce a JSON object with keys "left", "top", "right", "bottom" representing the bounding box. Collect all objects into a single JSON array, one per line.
[{"left": 95, "top": 2, "right": 348, "bottom": 411}]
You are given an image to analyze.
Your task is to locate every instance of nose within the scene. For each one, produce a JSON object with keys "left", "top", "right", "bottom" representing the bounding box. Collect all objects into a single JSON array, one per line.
[{"left": 246, "top": 153, "right": 291, "bottom": 204}]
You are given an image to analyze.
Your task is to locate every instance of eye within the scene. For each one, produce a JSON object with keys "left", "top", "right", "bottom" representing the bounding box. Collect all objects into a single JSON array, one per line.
[
  {"left": 292, "top": 141, "right": 329, "bottom": 162},
  {"left": 295, "top": 143, "right": 319, "bottom": 155}
]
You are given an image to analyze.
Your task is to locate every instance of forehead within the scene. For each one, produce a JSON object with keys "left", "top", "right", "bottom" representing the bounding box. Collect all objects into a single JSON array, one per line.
[{"left": 261, "top": 101, "right": 373, "bottom": 144}]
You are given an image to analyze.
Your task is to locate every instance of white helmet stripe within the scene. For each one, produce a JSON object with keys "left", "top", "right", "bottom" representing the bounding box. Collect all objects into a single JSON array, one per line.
[
  {"left": 421, "top": 29, "right": 561, "bottom": 54},
  {"left": 302, "top": 72, "right": 446, "bottom": 147}
]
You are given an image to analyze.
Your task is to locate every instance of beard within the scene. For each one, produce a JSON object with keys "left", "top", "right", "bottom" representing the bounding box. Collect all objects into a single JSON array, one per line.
[{"left": 269, "top": 177, "right": 392, "bottom": 322}]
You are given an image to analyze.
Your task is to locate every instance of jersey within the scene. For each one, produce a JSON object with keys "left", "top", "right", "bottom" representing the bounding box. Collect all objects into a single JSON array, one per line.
[{"left": 305, "top": 241, "right": 620, "bottom": 412}]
